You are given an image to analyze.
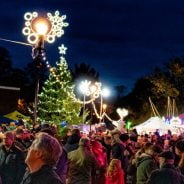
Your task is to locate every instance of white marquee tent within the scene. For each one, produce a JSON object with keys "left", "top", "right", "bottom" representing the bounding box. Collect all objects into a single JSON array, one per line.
[{"left": 134, "top": 116, "right": 183, "bottom": 135}]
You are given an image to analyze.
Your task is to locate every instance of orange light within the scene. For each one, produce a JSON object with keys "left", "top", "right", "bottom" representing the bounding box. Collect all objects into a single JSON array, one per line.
[
  {"left": 31, "top": 17, "right": 52, "bottom": 35},
  {"left": 103, "top": 104, "right": 107, "bottom": 110}
]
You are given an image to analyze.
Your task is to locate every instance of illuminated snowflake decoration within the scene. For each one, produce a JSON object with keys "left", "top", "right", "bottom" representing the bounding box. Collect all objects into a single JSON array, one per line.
[
  {"left": 91, "top": 82, "right": 102, "bottom": 98},
  {"left": 79, "top": 80, "right": 102, "bottom": 98},
  {"left": 79, "top": 80, "right": 92, "bottom": 96},
  {"left": 22, "top": 10, "right": 68, "bottom": 44},
  {"left": 59, "top": 44, "right": 67, "bottom": 55}
]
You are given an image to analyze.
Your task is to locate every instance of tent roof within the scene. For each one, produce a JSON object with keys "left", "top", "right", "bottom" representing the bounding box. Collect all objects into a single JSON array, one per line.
[
  {"left": 135, "top": 116, "right": 173, "bottom": 134},
  {"left": 4, "top": 110, "right": 30, "bottom": 121}
]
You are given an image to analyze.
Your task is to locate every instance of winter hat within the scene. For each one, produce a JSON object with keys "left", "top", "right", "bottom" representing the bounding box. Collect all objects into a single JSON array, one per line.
[
  {"left": 120, "top": 133, "right": 129, "bottom": 142},
  {"left": 159, "top": 151, "right": 175, "bottom": 160}
]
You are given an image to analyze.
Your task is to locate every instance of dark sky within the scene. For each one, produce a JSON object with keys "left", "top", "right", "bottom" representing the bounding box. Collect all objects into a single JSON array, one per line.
[{"left": 1, "top": 0, "right": 184, "bottom": 92}]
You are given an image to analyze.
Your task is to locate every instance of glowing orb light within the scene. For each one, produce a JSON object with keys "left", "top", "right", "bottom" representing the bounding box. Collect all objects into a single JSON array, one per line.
[
  {"left": 101, "top": 87, "right": 110, "bottom": 97},
  {"left": 103, "top": 104, "right": 107, "bottom": 110}
]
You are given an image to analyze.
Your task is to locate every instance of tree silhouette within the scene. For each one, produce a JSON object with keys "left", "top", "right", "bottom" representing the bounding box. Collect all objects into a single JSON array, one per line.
[
  {"left": 0, "top": 46, "right": 12, "bottom": 72},
  {"left": 72, "top": 62, "right": 99, "bottom": 82}
]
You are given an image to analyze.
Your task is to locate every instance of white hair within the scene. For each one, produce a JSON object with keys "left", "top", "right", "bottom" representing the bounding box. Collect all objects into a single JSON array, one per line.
[{"left": 32, "top": 132, "right": 62, "bottom": 166}]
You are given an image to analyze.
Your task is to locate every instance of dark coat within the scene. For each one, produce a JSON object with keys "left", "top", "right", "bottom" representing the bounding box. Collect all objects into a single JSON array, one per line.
[
  {"left": 112, "top": 142, "right": 128, "bottom": 171},
  {"left": 21, "top": 165, "right": 63, "bottom": 184},
  {"left": 56, "top": 148, "right": 68, "bottom": 184},
  {"left": 64, "top": 134, "right": 80, "bottom": 153},
  {"left": 147, "top": 163, "right": 184, "bottom": 184},
  {"left": 0, "top": 145, "right": 26, "bottom": 184},
  {"left": 136, "top": 154, "right": 158, "bottom": 184}
]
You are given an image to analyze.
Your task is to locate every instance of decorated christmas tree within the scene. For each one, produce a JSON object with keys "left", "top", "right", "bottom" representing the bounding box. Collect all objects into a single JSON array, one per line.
[{"left": 37, "top": 45, "right": 87, "bottom": 128}]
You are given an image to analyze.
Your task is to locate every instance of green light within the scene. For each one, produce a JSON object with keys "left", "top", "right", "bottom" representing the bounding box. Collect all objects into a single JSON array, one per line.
[{"left": 126, "top": 121, "right": 132, "bottom": 130}]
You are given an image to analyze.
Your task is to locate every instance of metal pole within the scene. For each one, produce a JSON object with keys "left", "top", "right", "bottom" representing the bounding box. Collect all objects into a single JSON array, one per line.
[
  {"left": 99, "top": 94, "right": 103, "bottom": 123},
  {"left": 33, "top": 35, "right": 44, "bottom": 128},
  {"left": 83, "top": 95, "right": 86, "bottom": 124},
  {"left": 33, "top": 78, "right": 40, "bottom": 128}
]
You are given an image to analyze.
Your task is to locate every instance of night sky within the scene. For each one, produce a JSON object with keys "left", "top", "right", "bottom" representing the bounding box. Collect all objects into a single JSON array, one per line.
[{"left": 1, "top": 0, "right": 184, "bottom": 92}]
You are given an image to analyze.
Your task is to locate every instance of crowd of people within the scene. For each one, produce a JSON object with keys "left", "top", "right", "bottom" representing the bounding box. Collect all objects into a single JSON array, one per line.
[{"left": 1, "top": 121, "right": 184, "bottom": 184}]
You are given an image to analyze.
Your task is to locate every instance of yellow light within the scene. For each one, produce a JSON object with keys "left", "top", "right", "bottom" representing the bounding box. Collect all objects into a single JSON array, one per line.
[
  {"left": 35, "top": 22, "right": 48, "bottom": 35},
  {"left": 32, "top": 17, "right": 51, "bottom": 35},
  {"left": 103, "top": 104, "right": 107, "bottom": 110}
]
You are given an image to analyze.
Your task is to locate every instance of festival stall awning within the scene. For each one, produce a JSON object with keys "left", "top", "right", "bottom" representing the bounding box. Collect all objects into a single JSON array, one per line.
[{"left": 4, "top": 110, "right": 30, "bottom": 121}]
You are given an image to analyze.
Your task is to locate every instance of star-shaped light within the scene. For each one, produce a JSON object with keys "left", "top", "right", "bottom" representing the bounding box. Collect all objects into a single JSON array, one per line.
[{"left": 59, "top": 44, "right": 67, "bottom": 55}]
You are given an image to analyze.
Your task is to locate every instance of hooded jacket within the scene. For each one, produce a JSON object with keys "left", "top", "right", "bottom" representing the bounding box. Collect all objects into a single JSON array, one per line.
[{"left": 136, "top": 153, "right": 158, "bottom": 184}]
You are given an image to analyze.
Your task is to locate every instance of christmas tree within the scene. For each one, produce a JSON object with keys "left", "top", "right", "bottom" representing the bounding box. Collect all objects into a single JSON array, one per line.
[{"left": 37, "top": 45, "right": 87, "bottom": 128}]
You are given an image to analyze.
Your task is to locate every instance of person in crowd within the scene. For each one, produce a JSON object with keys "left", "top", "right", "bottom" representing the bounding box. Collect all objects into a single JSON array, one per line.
[
  {"left": 102, "top": 135, "right": 112, "bottom": 164},
  {"left": 22, "top": 130, "right": 34, "bottom": 148},
  {"left": 111, "top": 130, "right": 127, "bottom": 170},
  {"left": 41, "top": 127, "right": 68, "bottom": 184},
  {"left": 119, "top": 133, "right": 131, "bottom": 171},
  {"left": 67, "top": 137, "right": 98, "bottom": 184},
  {"left": 17, "top": 118, "right": 25, "bottom": 129},
  {"left": 64, "top": 128, "right": 81, "bottom": 153},
  {"left": 151, "top": 132, "right": 163, "bottom": 147},
  {"left": 8, "top": 122, "right": 16, "bottom": 131},
  {"left": 147, "top": 151, "right": 184, "bottom": 184},
  {"left": 127, "top": 142, "right": 153, "bottom": 184},
  {"left": 136, "top": 144, "right": 162, "bottom": 184},
  {"left": 1, "top": 124, "right": 8, "bottom": 133},
  {"left": 106, "top": 159, "right": 125, "bottom": 184},
  {"left": 163, "top": 139, "right": 171, "bottom": 151},
  {"left": 56, "top": 147, "right": 68, "bottom": 184},
  {"left": 0, "top": 131, "right": 26, "bottom": 184},
  {"left": 175, "top": 139, "right": 184, "bottom": 174},
  {"left": 21, "top": 132, "right": 63, "bottom": 184},
  {"left": 91, "top": 140, "right": 107, "bottom": 184},
  {"left": 14, "top": 128, "right": 27, "bottom": 153}
]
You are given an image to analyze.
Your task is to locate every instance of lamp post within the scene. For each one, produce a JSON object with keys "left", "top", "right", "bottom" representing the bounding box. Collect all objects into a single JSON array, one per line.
[
  {"left": 99, "top": 87, "right": 110, "bottom": 123},
  {"left": 79, "top": 80, "right": 91, "bottom": 124},
  {"left": 22, "top": 11, "right": 68, "bottom": 127},
  {"left": 31, "top": 18, "right": 51, "bottom": 128}
]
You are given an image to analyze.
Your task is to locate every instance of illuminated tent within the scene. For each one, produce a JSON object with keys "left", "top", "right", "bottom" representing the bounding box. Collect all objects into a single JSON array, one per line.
[
  {"left": 4, "top": 110, "right": 30, "bottom": 121},
  {"left": 134, "top": 116, "right": 172, "bottom": 135}
]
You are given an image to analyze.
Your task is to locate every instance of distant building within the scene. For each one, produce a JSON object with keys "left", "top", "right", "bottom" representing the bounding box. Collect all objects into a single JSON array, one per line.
[{"left": 0, "top": 86, "right": 20, "bottom": 115}]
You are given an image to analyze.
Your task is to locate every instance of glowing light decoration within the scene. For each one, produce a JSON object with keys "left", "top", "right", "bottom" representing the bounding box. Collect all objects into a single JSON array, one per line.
[
  {"left": 22, "top": 11, "right": 68, "bottom": 44},
  {"left": 59, "top": 44, "right": 67, "bottom": 55},
  {"left": 102, "top": 104, "right": 107, "bottom": 110},
  {"left": 79, "top": 80, "right": 91, "bottom": 96},
  {"left": 101, "top": 88, "right": 110, "bottom": 97},
  {"left": 116, "top": 108, "right": 128, "bottom": 119}
]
